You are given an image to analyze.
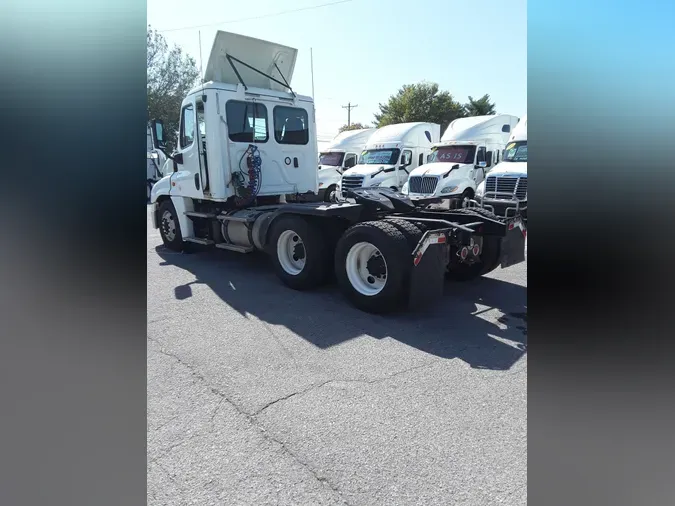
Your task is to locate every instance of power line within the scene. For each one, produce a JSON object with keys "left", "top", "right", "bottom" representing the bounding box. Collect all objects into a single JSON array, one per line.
[
  {"left": 158, "top": 0, "right": 354, "bottom": 33},
  {"left": 341, "top": 102, "right": 358, "bottom": 127}
]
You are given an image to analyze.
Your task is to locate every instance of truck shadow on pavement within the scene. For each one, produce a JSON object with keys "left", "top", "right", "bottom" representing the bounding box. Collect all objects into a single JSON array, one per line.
[{"left": 155, "top": 246, "right": 527, "bottom": 371}]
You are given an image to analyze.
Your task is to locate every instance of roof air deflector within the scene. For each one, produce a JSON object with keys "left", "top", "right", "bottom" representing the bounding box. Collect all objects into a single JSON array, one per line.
[{"left": 204, "top": 31, "right": 298, "bottom": 93}]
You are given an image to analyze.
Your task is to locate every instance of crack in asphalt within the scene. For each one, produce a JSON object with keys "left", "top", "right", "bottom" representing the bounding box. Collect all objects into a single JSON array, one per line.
[
  {"left": 252, "top": 360, "right": 440, "bottom": 416},
  {"left": 148, "top": 337, "right": 353, "bottom": 505}
]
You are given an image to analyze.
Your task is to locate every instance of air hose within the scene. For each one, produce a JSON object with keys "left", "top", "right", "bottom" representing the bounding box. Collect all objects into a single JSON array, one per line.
[{"left": 234, "top": 144, "right": 262, "bottom": 207}]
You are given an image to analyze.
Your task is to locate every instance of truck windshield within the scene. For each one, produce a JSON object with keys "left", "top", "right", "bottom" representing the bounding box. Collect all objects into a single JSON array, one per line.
[
  {"left": 429, "top": 145, "right": 477, "bottom": 164},
  {"left": 319, "top": 152, "right": 345, "bottom": 167},
  {"left": 504, "top": 141, "right": 527, "bottom": 162},
  {"left": 360, "top": 149, "right": 400, "bottom": 165}
]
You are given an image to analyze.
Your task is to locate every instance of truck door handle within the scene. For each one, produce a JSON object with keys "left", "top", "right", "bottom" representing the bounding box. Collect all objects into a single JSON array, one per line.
[{"left": 293, "top": 157, "right": 299, "bottom": 168}]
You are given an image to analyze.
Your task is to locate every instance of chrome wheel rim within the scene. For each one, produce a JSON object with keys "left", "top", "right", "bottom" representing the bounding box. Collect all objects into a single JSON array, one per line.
[{"left": 161, "top": 210, "right": 177, "bottom": 242}]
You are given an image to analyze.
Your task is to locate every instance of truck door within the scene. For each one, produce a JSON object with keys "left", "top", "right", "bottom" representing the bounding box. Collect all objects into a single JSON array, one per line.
[
  {"left": 196, "top": 97, "right": 210, "bottom": 194},
  {"left": 474, "top": 146, "right": 488, "bottom": 185},
  {"left": 272, "top": 104, "right": 313, "bottom": 194},
  {"left": 399, "top": 149, "right": 413, "bottom": 188},
  {"left": 173, "top": 99, "right": 204, "bottom": 199},
  {"left": 344, "top": 152, "right": 358, "bottom": 172}
]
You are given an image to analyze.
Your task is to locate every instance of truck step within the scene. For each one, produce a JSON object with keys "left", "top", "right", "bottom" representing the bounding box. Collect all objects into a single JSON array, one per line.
[
  {"left": 185, "top": 211, "right": 217, "bottom": 219},
  {"left": 215, "top": 243, "right": 254, "bottom": 253},
  {"left": 184, "top": 237, "right": 214, "bottom": 245}
]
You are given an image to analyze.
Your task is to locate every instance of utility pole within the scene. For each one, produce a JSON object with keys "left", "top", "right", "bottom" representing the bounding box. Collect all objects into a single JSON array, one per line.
[{"left": 342, "top": 102, "right": 358, "bottom": 127}]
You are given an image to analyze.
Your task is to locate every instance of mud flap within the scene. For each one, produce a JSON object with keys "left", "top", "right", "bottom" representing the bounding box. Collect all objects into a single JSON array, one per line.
[
  {"left": 408, "top": 242, "right": 448, "bottom": 310},
  {"left": 500, "top": 218, "right": 527, "bottom": 268}
]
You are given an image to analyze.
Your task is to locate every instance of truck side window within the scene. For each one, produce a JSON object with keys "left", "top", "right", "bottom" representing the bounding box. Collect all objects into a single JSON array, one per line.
[
  {"left": 226, "top": 100, "right": 268, "bottom": 143},
  {"left": 486, "top": 151, "right": 493, "bottom": 168},
  {"left": 273, "top": 106, "right": 309, "bottom": 145},
  {"left": 419, "top": 153, "right": 424, "bottom": 166},
  {"left": 179, "top": 104, "right": 195, "bottom": 149},
  {"left": 476, "top": 146, "right": 486, "bottom": 163},
  {"left": 196, "top": 101, "right": 206, "bottom": 138},
  {"left": 344, "top": 153, "right": 357, "bottom": 168}
]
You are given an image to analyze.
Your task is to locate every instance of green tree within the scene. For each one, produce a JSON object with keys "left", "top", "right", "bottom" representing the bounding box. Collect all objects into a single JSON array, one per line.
[
  {"left": 147, "top": 26, "right": 200, "bottom": 152},
  {"left": 463, "top": 94, "right": 497, "bottom": 116},
  {"left": 338, "top": 122, "right": 369, "bottom": 133},
  {"left": 373, "top": 82, "right": 466, "bottom": 133}
]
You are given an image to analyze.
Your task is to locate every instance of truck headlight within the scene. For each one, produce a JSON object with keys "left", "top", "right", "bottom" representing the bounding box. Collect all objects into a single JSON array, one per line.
[
  {"left": 401, "top": 182, "right": 409, "bottom": 194},
  {"left": 369, "top": 181, "right": 382, "bottom": 187},
  {"left": 441, "top": 186, "right": 459, "bottom": 194},
  {"left": 476, "top": 182, "right": 485, "bottom": 197}
]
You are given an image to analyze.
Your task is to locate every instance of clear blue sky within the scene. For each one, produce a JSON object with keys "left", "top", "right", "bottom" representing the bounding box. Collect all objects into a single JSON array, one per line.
[{"left": 148, "top": 0, "right": 526, "bottom": 142}]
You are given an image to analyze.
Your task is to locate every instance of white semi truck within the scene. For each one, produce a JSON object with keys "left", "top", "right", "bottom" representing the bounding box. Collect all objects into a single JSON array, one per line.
[
  {"left": 149, "top": 31, "right": 526, "bottom": 313},
  {"left": 318, "top": 128, "right": 376, "bottom": 202},
  {"left": 475, "top": 115, "right": 527, "bottom": 220},
  {"left": 401, "top": 114, "right": 519, "bottom": 207},
  {"left": 336, "top": 122, "right": 441, "bottom": 198},
  {"left": 147, "top": 121, "right": 168, "bottom": 201}
]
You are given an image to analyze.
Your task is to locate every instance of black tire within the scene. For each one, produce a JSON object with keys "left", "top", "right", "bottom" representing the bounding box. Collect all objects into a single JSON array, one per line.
[
  {"left": 323, "top": 184, "right": 337, "bottom": 203},
  {"left": 449, "top": 206, "right": 502, "bottom": 221},
  {"left": 446, "top": 235, "right": 502, "bottom": 281},
  {"left": 268, "top": 215, "right": 328, "bottom": 290},
  {"left": 386, "top": 218, "right": 426, "bottom": 250},
  {"left": 334, "top": 221, "right": 411, "bottom": 314},
  {"left": 158, "top": 200, "right": 185, "bottom": 251},
  {"left": 460, "top": 188, "right": 474, "bottom": 208}
]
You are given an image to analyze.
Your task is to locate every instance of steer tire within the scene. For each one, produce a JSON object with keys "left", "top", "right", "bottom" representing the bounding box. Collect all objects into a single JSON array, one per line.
[
  {"left": 268, "top": 215, "right": 328, "bottom": 290},
  {"left": 335, "top": 221, "right": 411, "bottom": 314},
  {"left": 158, "top": 200, "right": 185, "bottom": 252}
]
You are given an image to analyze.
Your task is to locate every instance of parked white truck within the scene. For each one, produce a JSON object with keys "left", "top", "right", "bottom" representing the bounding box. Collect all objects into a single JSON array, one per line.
[
  {"left": 475, "top": 115, "right": 527, "bottom": 219},
  {"left": 336, "top": 122, "right": 440, "bottom": 199},
  {"left": 147, "top": 121, "right": 168, "bottom": 201},
  {"left": 318, "top": 128, "right": 376, "bottom": 202},
  {"left": 401, "top": 114, "right": 519, "bottom": 207},
  {"left": 148, "top": 31, "right": 526, "bottom": 313}
]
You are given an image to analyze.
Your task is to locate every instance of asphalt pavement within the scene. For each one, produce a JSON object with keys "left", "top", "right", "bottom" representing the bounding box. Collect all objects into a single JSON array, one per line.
[{"left": 147, "top": 205, "right": 527, "bottom": 506}]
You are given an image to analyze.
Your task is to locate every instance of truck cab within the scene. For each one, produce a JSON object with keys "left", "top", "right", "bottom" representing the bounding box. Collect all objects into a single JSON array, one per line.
[
  {"left": 337, "top": 122, "right": 440, "bottom": 199},
  {"left": 401, "top": 114, "right": 519, "bottom": 207},
  {"left": 475, "top": 115, "right": 527, "bottom": 219},
  {"left": 317, "top": 128, "right": 376, "bottom": 202},
  {"left": 150, "top": 31, "right": 318, "bottom": 212}
]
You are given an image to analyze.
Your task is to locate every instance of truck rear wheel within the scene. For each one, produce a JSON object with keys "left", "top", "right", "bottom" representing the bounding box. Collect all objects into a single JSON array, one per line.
[
  {"left": 158, "top": 200, "right": 185, "bottom": 251},
  {"left": 268, "top": 215, "right": 328, "bottom": 290},
  {"left": 386, "top": 218, "right": 427, "bottom": 249},
  {"left": 335, "top": 221, "right": 411, "bottom": 314}
]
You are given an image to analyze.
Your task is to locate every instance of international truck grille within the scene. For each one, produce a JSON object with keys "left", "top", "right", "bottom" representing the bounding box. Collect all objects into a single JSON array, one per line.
[
  {"left": 408, "top": 176, "right": 439, "bottom": 194},
  {"left": 485, "top": 175, "right": 527, "bottom": 201},
  {"left": 342, "top": 175, "right": 365, "bottom": 189}
]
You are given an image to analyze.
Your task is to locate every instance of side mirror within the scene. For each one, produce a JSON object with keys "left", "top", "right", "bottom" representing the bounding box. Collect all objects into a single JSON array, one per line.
[
  {"left": 173, "top": 152, "right": 184, "bottom": 165},
  {"left": 151, "top": 119, "right": 166, "bottom": 149},
  {"left": 477, "top": 161, "right": 487, "bottom": 168}
]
